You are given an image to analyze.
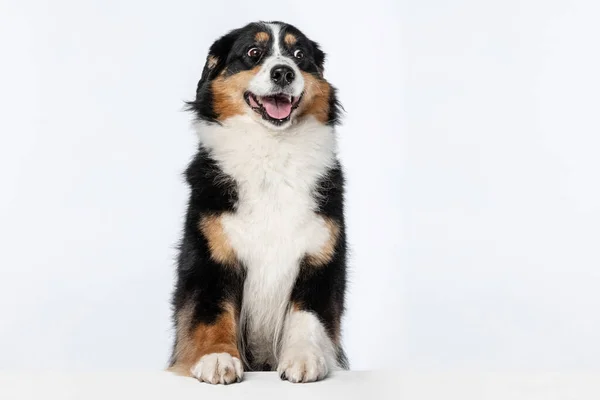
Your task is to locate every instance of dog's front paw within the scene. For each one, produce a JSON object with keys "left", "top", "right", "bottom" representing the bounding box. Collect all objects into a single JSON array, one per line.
[
  {"left": 277, "top": 345, "right": 328, "bottom": 383},
  {"left": 191, "top": 352, "right": 243, "bottom": 384}
]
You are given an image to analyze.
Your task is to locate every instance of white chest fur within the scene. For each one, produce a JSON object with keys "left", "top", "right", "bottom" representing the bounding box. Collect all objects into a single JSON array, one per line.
[{"left": 195, "top": 116, "right": 337, "bottom": 366}]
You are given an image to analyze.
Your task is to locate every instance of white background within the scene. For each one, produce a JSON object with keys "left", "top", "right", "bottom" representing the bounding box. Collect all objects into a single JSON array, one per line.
[{"left": 0, "top": 0, "right": 599, "bottom": 372}]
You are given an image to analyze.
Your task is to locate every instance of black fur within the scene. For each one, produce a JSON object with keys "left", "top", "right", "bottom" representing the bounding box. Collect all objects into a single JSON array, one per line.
[
  {"left": 170, "top": 21, "right": 349, "bottom": 373},
  {"left": 168, "top": 147, "right": 244, "bottom": 368},
  {"left": 291, "top": 162, "right": 349, "bottom": 368}
]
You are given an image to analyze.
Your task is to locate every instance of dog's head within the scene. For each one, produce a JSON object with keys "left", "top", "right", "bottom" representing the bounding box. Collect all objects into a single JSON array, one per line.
[{"left": 188, "top": 21, "right": 341, "bottom": 130}]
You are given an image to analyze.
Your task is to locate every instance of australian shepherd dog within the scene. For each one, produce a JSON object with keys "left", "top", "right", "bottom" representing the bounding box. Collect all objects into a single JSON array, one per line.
[{"left": 168, "top": 21, "right": 348, "bottom": 384}]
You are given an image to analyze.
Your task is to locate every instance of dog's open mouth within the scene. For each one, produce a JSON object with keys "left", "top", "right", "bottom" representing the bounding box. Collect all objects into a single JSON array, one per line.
[{"left": 244, "top": 92, "right": 303, "bottom": 125}]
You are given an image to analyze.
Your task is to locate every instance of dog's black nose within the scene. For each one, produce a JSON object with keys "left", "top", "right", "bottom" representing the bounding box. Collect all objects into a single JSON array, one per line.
[{"left": 271, "top": 65, "right": 295, "bottom": 86}]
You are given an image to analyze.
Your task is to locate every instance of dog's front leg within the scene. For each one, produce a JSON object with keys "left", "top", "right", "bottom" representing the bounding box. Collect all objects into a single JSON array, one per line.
[
  {"left": 277, "top": 216, "right": 348, "bottom": 383},
  {"left": 168, "top": 213, "right": 245, "bottom": 384}
]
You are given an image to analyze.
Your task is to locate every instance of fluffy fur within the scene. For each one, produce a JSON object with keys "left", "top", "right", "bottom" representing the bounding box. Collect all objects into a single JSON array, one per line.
[{"left": 168, "top": 21, "right": 348, "bottom": 384}]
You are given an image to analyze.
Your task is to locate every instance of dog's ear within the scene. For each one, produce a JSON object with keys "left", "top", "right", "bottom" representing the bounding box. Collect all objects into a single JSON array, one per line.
[
  {"left": 309, "top": 40, "right": 326, "bottom": 76},
  {"left": 188, "top": 29, "right": 241, "bottom": 122},
  {"left": 195, "top": 29, "right": 240, "bottom": 95}
]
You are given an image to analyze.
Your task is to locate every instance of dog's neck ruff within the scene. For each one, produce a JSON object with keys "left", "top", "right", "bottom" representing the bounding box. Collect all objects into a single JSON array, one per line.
[{"left": 194, "top": 115, "right": 338, "bottom": 178}]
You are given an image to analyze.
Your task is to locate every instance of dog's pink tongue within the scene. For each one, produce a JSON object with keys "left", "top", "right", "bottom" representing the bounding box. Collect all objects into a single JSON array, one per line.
[{"left": 262, "top": 96, "right": 292, "bottom": 119}]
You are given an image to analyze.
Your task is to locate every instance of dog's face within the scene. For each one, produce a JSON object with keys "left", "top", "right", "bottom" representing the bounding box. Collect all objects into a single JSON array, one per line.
[{"left": 188, "top": 21, "right": 340, "bottom": 130}]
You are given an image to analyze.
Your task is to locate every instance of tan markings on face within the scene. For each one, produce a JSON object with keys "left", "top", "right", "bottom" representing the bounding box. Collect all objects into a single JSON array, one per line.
[
  {"left": 306, "top": 217, "right": 340, "bottom": 266},
  {"left": 168, "top": 303, "right": 239, "bottom": 376},
  {"left": 255, "top": 31, "right": 270, "bottom": 42},
  {"left": 207, "top": 55, "right": 218, "bottom": 69},
  {"left": 199, "top": 214, "right": 237, "bottom": 266},
  {"left": 284, "top": 33, "right": 297, "bottom": 46},
  {"left": 298, "top": 72, "right": 332, "bottom": 124},
  {"left": 212, "top": 67, "right": 260, "bottom": 121}
]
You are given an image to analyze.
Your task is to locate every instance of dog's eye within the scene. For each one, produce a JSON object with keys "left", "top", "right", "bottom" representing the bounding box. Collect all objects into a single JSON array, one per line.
[
  {"left": 247, "top": 47, "right": 262, "bottom": 59},
  {"left": 293, "top": 49, "right": 304, "bottom": 59}
]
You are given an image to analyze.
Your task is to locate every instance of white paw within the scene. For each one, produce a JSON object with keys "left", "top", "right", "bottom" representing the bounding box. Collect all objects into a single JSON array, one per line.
[
  {"left": 190, "top": 353, "right": 243, "bottom": 384},
  {"left": 277, "top": 345, "right": 328, "bottom": 383}
]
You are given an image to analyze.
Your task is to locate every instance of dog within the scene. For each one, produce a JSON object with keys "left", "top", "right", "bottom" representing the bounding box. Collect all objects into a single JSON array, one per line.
[{"left": 167, "top": 21, "right": 348, "bottom": 384}]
